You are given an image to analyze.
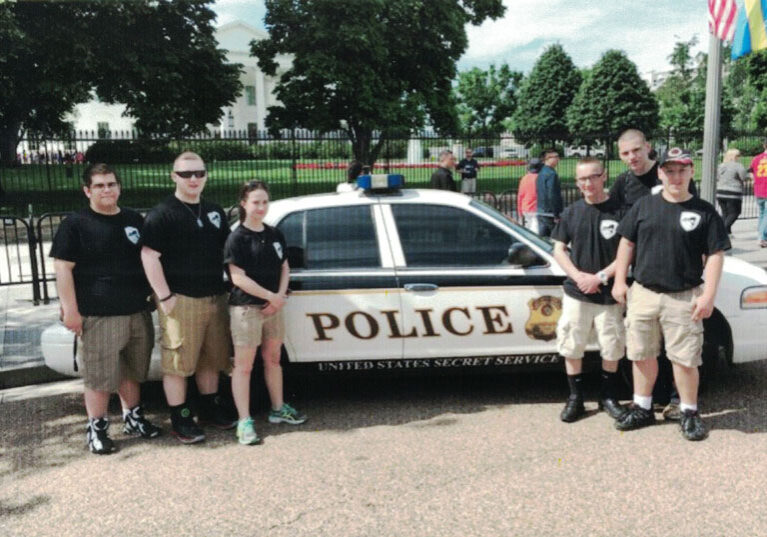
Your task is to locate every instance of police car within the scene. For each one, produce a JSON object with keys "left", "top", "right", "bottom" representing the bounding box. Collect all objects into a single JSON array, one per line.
[{"left": 42, "top": 175, "right": 767, "bottom": 379}]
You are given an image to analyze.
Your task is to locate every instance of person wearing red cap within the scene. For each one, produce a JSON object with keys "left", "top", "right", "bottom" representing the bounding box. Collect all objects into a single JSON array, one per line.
[{"left": 611, "top": 148, "right": 731, "bottom": 441}]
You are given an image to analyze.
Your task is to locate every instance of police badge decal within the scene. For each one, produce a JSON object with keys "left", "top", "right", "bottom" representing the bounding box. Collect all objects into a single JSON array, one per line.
[{"left": 525, "top": 296, "right": 562, "bottom": 341}]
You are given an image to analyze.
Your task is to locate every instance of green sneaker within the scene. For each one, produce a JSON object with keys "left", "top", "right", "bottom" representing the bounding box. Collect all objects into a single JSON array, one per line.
[
  {"left": 236, "top": 417, "right": 261, "bottom": 445},
  {"left": 268, "top": 403, "right": 307, "bottom": 425}
]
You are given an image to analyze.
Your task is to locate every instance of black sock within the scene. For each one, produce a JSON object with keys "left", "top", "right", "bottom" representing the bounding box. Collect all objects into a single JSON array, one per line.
[
  {"left": 169, "top": 403, "right": 192, "bottom": 426},
  {"left": 567, "top": 374, "right": 583, "bottom": 399},
  {"left": 600, "top": 370, "right": 619, "bottom": 400}
]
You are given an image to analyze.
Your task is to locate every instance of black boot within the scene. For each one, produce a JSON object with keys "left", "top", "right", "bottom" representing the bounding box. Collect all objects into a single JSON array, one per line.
[
  {"left": 599, "top": 370, "right": 627, "bottom": 419},
  {"left": 560, "top": 374, "right": 585, "bottom": 423}
]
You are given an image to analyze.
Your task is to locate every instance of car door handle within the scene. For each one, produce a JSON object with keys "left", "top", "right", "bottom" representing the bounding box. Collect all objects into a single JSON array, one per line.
[{"left": 404, "top": 283, "right": 438, "bottom": 292}]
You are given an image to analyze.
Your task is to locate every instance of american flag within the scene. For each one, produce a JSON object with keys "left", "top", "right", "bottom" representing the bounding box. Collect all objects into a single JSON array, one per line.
[{"left": 709, "top": 0, "right": 738, "bottom": 43}]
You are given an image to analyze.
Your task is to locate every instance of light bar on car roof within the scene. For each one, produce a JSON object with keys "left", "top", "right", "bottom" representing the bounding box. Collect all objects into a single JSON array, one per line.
[{"left": 357, "top": 174, "right": 404, "bottom": 191}]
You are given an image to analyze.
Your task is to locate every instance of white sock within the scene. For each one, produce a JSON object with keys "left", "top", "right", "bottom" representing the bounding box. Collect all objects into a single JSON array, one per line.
[
  {"left": 633, "top": 394, "right": 652, "bottom": 410},
  {"left": 680, "top": 402, "right": 698, "bottom": 413}
]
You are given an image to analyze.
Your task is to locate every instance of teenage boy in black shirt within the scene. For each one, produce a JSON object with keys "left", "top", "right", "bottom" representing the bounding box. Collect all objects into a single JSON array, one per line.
[
  {"left": 141, "top": 151, "right": 234, "bottom": 444},
  {"left": 552, "top": 157, "right": 626, "bottom": 422},
  {"left": 612, "top": 148, "right": 730, "bottom": 441},
  {"left": 457, "top": 148, "right": 479, "bottom": 194},
  {"left": 430, "top": 150, "right": 457, "bottom": 191},
  {"left": 51, "top": 163, "right": 160, "bottom": 454}
]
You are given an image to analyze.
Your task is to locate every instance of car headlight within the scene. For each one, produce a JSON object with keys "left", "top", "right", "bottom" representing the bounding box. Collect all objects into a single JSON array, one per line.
[{"left": 740, "top": 286, "right": 767, "bottom": 309}]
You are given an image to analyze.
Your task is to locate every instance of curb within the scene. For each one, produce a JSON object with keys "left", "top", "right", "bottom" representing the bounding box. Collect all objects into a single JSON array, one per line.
[{"left": 0, "top": 365, "right": 72, "bottom": 390}]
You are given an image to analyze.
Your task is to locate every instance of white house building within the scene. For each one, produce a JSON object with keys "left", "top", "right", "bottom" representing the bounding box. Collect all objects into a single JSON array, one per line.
[{"left": 66, "top": 20, "right": 290, "bottom": 136}]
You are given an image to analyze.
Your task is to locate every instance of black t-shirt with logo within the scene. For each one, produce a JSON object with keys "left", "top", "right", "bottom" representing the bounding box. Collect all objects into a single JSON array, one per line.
[
  {"left": 617, "top": 194, "right": 730, "bottom": 293},
  {"left": 609, "top": 163, "right": 698, "bottom": 211},
  {"left": 50, "top": 207, "right": 150, "bottom": 316},
  {"left": 224, "top": 224, "right": 287, "bottom": 306},
  {"left": 141, "top": 195, "right": 229, "bottom": 297},
  {"left": 552, "top": 197, "right": 623, "bottom": 304},
  {"left": 457, "top": 158, "right": 479, "bottom": 179}
]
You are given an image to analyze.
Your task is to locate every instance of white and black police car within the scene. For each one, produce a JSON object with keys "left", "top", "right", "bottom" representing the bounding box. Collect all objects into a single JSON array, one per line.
[{"left": 42, "top": 174, "right": 767, "bottom": 380}]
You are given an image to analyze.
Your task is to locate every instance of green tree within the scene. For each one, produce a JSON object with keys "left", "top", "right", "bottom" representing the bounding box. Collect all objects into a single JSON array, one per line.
[
  {"left": 0, "top": 1, "right": 241, "bottom": 173},
  {"left": 454, "top": 63, "right": 522, "bottom": 136},
  {"left": 511, "top": 44, "right": 581, "bottom": 146},
  {"left": 566, "top": 50, "right": 658, "bottom": 152},
  {"left": 251, "top": 0, "right": 505, "bottom": 165}
]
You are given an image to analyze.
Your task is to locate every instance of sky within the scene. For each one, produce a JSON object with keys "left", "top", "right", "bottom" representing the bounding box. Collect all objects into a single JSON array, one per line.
[{"left": 211, "top": 0, "right": 711, "bottom": 77}]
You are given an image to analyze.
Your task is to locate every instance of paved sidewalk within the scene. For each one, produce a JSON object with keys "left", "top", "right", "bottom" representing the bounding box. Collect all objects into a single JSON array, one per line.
[{"left": 1, "top": 217, "right": 765, "bottom": 389}]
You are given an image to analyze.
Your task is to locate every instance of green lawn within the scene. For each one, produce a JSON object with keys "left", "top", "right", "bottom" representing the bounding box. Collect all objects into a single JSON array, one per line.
[{"left": 0, "top": 156, "right": 726, "bottom": 217}]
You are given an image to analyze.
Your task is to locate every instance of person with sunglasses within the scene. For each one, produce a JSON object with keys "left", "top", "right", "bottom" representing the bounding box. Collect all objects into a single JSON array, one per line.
[
  {"left": 141, "top": 151, "right": 236, "bottom": 444},
  {"left": 225, "top": 181, "right": 307, "bottom": 445},
  {"left": 51, "top": 163, "right": 160, "bottom": 454}
]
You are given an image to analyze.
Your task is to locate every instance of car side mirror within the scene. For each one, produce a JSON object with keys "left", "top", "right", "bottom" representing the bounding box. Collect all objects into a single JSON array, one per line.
[{"left": 507, "top": 242, "right": 543, "bottom": 268}]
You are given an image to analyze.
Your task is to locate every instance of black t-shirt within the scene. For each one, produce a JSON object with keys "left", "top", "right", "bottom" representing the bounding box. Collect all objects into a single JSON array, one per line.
[
  {"left": 610, "top": 162, "right": 698, "bottom": 211},
  {"left": 224, "top": 224, "right": 287, "bottom": 306},
  {"left": 552, "top": 197, "right": 623, "bottom": 304},
  {"left": 457, "top": 158, "right": 479, "bottom": 179},
  {"left": 50, "top": 207, "right": 150, "bottom": 316},
  {"left": 617, "top": 194, "right": 730, "bottom": 293},
  {"left": 141, "top": 195, "right": 229, "bottom": 297}
]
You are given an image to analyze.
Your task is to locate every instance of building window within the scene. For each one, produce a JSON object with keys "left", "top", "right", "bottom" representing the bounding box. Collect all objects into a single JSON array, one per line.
[
  {"left": 97, "top": 122, "right": 110, "bottom": 139},
  {"left": 245, "top": 85, "right": 256, "bottom": 106}
]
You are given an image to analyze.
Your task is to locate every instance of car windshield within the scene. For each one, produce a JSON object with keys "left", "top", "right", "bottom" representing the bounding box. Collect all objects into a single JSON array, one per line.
[{"left": 469, "top": 199, "right": 554, "bottom": 254}]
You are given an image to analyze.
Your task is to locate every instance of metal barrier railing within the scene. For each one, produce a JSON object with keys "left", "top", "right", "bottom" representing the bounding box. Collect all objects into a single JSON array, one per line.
[{"left": 0, "top": 215, "right": 41, "bottom": 303}]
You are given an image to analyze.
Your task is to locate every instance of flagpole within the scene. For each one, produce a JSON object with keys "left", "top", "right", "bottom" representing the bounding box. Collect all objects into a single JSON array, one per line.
[{"left": 701, "top": 32, "right": 722, "bottom": 204}]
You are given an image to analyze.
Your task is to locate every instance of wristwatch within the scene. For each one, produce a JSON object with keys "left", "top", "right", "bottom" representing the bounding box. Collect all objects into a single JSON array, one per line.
[{"left": 597, "top": 271, "right": 609, "bottom": 286}]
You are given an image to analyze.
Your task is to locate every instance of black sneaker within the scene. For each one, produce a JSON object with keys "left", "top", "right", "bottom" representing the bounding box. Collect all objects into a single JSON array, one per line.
[
  {"left": 171, "top": 408, "right": 205, "bottom": 444},
  {"left": 198, "top": 395, "right": 237, "bottom": 430},
  {"left": 680, "top": 409, "right": 708, "bottom": 441},
  {"left": 598, "top": 398, "right": 628, "bottom": 420},
  {"left": 87, "top": 417, "right": 116, "bottom": 455},
  {"left": 662, "top": 399, "right": 682, "bottom": 422},
  {"left": 559, "top": 396, "right": 585, "bottom": 423},
  {"left": 614, "top": 404, "right": 656, "bottom": 431},
  {"left": 123, "top": 405, "right": 161, "bottom": 439}
]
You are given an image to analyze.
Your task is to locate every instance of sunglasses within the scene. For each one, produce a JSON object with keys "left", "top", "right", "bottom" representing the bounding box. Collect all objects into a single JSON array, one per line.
[{"left": 173, "top": 170, "right": 207, "bottom": 179}]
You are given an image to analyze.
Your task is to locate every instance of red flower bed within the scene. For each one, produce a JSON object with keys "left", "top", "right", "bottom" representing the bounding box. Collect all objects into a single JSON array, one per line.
[{"left": 293, "top": 160, "right": 527, "bottom": 170}]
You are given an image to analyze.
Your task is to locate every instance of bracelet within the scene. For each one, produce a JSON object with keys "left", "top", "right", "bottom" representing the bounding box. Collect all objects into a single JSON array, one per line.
[{"left": 159, "top": 292, "right": 175, "bottom": 302}]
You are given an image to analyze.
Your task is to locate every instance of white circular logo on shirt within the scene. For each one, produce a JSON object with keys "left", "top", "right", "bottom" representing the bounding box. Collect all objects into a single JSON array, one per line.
[
  {"left": 207, "top": 211, "right": 221, "bottom": 229},
  {"left": 679, "top": 211, "right": 701, "bottom": 231},
  {"left": 273, "top": 242, "right": 283, "bottom": 259},
  {"left": 124, "top": 226, "right": 140, "bottom": 244},
  {"left": 600, "top": 220, "right": 619, "bottom": 240},
  {"left": 651, "top": 184, "right": 663, "bottom": 195}
]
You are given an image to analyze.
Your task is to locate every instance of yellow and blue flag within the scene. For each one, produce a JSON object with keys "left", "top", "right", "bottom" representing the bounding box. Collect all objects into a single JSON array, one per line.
[{"left": 731, "top": 0, "right": 767, "bottom": 59}]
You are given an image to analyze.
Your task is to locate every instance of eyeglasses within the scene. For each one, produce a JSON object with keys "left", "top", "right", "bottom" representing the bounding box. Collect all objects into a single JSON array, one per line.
[
  {"left": 173, "top": 170, "right": 207, "bottom": 179},
  {"left": 576, "top": 173, "right": 604, "bottom": 182}
]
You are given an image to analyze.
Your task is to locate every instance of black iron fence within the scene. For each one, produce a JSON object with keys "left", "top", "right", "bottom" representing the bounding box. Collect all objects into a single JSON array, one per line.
[{"left": 2, "top": 128, "right": 765, "bottom": 217}]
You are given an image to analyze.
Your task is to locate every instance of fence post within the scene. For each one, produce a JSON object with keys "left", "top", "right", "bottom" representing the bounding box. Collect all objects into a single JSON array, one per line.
[
  {"left": 26, "top": 205, "right": 42, "bottom": 305},
  {"left": 291, "top": 128, "right": 298, "bottom": 197}
]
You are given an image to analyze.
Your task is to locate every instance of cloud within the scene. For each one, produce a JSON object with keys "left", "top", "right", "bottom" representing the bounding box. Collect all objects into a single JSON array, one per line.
[{"left": 460, "top": 0, "right": 709, "bottom": 75}]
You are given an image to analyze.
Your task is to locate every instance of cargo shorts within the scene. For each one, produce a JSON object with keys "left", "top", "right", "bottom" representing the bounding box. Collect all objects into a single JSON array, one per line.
[
  {"left": 625, "top": 282, "right": 704, "bottom": 368},
  {"left": 229, "top": 305, "right": 286, "bottom": 348},
  {"left": 79, "top": 311, "right": 153, "bottom": 392},
  {"left": 556, "top": 293, "right": 625, "bottom": 361},
  {"left": 157, "top": 293, "right": 232, "bottom": 377}
]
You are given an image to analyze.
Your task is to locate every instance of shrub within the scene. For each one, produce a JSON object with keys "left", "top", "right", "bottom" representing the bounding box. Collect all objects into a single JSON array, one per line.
[{"left": 85, "top": 140, "right": 174, "bottom": 164}]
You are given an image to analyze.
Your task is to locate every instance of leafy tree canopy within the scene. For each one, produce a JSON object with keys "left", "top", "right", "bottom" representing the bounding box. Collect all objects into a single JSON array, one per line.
[
  {"left": 251, "top": 0, "right": 505, "bottom": 165},
  {"left": 511, "top": 44, "right": 581, "bottom": 146},
  {"left": 566, "top": 49, "right": 658, "bottom": 149},
  {"left": 0, "top": 1, "right": 242, "bottom": 169},
  {"left": 454, "top": 63, "right": 522, "bottom": 136}
]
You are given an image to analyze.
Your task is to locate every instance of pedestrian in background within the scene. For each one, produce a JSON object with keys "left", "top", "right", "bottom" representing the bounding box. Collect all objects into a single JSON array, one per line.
[
  {"left": 337, "top": 160, "right": 363, "bottom": 193},
  {"left": 517, "top": 157, "right": 540, "bottom": 232},
  {"left": 456, "top": 147, "right": 479, "bottom": 195},
  {"left": 430, "top": 150, "right": 457, "bottom": 191},
  {"left": 748, "top": 138, "right": 767, "bottom": 247},
  {"left": 716, "top": 148, "right": 747, "bottom": 236},
  {"left": 535, "top": 149, "right": 563, "bottom": 237}
]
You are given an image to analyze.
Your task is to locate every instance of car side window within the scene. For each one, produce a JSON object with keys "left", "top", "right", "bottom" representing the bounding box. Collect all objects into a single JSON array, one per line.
[
  {"left": 276, "top": 205, "right": 380, "bottom": 269},
  {"left": 391, "top": 204, "right": 516, "bottom": 266}
]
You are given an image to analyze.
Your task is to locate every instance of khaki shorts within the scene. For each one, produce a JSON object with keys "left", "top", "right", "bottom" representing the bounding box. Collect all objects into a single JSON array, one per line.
[
  {"left": 556, "top": 294, "right": 625, "bottom": 361},
  {"left": 157, "top": 293, "right": 232, "bottom": 377},
  {"left": 625, "top": 282, "right": 704, "bottom": 368},
  {"left": 79, "top": 311, "right": 153, "bottom": 392},
  {"left": 230, "top": 305, "right": 286, "bottom": 347},
  {"left": 460, "top": 178, "right": 477, "bottom": 193}
]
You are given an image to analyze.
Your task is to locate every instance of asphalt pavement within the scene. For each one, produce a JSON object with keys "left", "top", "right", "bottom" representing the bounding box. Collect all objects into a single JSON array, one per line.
[{"left": 0, "top": 217, "right": 766, "bottom": 536}]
